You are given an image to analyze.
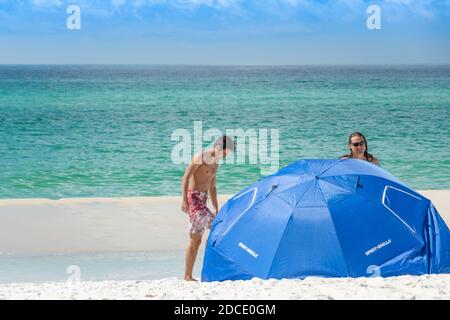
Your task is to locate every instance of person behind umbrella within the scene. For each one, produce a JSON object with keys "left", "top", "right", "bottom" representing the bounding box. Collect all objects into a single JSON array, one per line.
[{"left": 339, "top": 132, "right": 380, "bottom": 166}]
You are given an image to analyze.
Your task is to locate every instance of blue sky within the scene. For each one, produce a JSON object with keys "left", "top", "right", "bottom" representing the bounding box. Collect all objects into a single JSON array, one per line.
[{"left": 0, "top": 0, "right": 449, "bottom": 64}]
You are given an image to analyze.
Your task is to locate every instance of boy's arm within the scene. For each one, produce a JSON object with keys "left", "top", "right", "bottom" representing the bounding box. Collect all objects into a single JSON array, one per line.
[
  {"left": 181, "top": 154, "right": 202, "bottom": 214},
  {"left": 210, "top": 176, "right": 219, "bottom": 216}
]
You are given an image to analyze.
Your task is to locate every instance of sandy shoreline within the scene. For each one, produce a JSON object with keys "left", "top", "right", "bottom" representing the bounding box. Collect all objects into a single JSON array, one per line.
[
  {"left": 0, "top": 195, "right": 231, "bottom": 255},
  {"left": 0, "top": 191, "right": 449, "bottom": 255}
]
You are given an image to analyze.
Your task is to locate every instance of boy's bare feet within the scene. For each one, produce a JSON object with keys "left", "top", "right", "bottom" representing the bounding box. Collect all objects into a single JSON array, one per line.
[{"left": 184, "top": 276, "right": 199, "bottom": 282}]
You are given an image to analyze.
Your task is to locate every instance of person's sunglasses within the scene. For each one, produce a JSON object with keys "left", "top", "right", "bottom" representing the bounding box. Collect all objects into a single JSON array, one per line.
[{"left": 352, "top": 141, "right": 366, "bottom": 147}]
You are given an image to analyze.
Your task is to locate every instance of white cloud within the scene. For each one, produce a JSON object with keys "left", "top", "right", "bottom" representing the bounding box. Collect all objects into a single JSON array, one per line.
[
  {"left": 131, "top": 0, "right": 240, "bottom": 9},
  {"left": 23, "top": 0, "right": 449, "bottom": 19},
  {"left": 30, "top": 0, "right": 63, "bottom": 7},
  {"left": 112, "top": 0, "right": 126, "bottom": 8},
  {"left": 382, "top": 0, "right": 437, "bottom": 19},
  {"left": 279, "top": 0, "right": 309, "bottom": 6}
]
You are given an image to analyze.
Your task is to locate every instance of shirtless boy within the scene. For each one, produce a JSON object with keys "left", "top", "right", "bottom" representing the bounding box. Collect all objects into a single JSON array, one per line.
[{"left": 181, "top": 135, "right": 234, "bottom": 281}]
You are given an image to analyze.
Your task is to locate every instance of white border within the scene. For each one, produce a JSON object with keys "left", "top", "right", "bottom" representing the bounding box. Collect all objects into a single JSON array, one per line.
[
  {"left": 221, "top": 187, "right": 258, "bottom": 237},
  {"left": 381, "top": 185, "right": 421, "bottom": 234}
]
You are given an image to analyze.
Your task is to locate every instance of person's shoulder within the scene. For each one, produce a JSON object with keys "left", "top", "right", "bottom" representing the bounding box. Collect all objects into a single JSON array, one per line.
[
  {"left": 191, "top": 152, "right": 205, "bottom": 165},
  {"left": 371, "top": 156, "right": 381, "bottom": 165},
  {"left": 339, "top": 155, "right": 350, "bottom": 160}
]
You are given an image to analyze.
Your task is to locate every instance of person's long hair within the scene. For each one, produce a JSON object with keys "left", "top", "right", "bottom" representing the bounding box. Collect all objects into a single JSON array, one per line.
[{"left": 340, "top": 132, "right": 375, "bottom": 162}]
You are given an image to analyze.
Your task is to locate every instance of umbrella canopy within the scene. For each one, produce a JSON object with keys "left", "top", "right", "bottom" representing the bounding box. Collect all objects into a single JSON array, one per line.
[{"left": 202, "top": 159, "right": 450, "bottom": 281}]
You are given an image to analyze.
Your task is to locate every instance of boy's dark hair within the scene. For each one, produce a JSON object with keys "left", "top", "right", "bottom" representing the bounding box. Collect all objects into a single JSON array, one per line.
[{"left": 214, "top": 135, "right": 235, "bottom": 152}]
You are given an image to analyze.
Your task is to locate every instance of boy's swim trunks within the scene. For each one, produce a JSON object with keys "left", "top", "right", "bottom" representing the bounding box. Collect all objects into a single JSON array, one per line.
[{"left": 187, "top": 190, "right": 215, "bottom": 236}]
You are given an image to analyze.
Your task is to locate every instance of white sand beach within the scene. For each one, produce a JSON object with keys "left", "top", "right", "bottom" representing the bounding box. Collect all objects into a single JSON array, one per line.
[
  {"left": 0, "top": 191, "right": 449, "bottom": 300},
  {"left": 1, "top": 275, "right": 450, "bottom": 300}
]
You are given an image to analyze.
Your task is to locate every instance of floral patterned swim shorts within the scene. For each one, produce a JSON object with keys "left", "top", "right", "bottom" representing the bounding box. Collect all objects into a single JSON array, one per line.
[{"left": 187, "top": 190, "right": 215, "bottom": 236}]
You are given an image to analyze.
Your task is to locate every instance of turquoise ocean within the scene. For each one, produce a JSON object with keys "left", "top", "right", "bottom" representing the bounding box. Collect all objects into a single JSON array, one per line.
[{"left": 1, "top": 65, "right": 449, "bottom": 199}]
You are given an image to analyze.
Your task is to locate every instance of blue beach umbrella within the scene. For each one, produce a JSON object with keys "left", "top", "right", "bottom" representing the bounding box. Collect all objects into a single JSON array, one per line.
[{"left": 201, "top": 159, "right": 450, "bottom": 281}]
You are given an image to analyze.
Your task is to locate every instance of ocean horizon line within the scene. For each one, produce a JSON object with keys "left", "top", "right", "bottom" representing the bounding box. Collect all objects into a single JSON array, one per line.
[{"left": 1, "top": 63, "right": 450, "bottom": 67}]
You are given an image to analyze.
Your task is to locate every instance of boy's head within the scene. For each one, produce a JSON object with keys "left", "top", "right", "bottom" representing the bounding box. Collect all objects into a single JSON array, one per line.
[{"left": 214, "top": 135, "right": 234, "bottom": 159}]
